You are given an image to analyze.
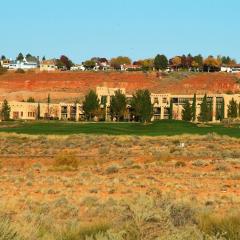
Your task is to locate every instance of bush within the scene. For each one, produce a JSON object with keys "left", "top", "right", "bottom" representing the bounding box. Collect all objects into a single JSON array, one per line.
[
  {"left": 105, "top": 165, "right": 119, "bottom": 174},
  {"left": 54, "top": 151, "right": 79, "bottom": 170},
  {"left": 192, "top": 160, "right": 207, "bottom": 167},
  {"left": 0, "top": 66, "right": 7, "bottom": 75},
  {"left": 170, "top": 203, "right": 196, "bottom": 227},
  {"left": 15, "top": 68, "right": 25, "bottom": 74},
  {"left": 60, "top": 222, "right": 110, "bottom": 240},
  {"left": 175, "top": 161, "right": 186, "bottom": 168},
  {"left": 0, "top": 219, "right": 21, "bottom": 240},
  {"left": 199, "top": 213, "right": 240, "bottom": 239}
]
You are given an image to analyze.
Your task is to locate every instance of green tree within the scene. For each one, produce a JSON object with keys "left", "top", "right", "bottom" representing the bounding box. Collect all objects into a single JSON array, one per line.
[
  {"left": 83, "top": 90, "right": 100, "bottom": 121},
  {"left": 1, "top": 99, "right": 11, "bottom": 121},
  {"left": 27, "top": 97, "right": 35, "bottom": 103},
  {"left": 191, "top": 93, "right": 197, "bottom": 121},
  {"left": 182, "top": 101, "right": 192, "bottom": 121},
  {"left": 83, "top": 60, "right": 96, "bottom": 70},
  {"left": 192, "top": 54, "right": 203, "bottom": 71},
  {"left": 110, "top": 90, "right": 127, "bottom": 121},
  {"left": 136, "top": 58, "right": 154, "bottom": 71},
  {"left": 56, "top": 55, "right": 73, "bottom": 70},
  {"left": 199, "top": 94, "right": 211, "bottom": 122},
  {"left": 110, "top": 56, "right": 131, "bottom": 70},
  {"left": 37, "top": 103, "right": 41, "bottom": 120},
  {"left": 131, "top": 89, "right": 152, "bottom": 123},
  {"left": 154, "top": 54, "right": 168, "bottom": 71},
  {"left": 16, "top": 53, "right": 24, "bottom": 61},
  {"left": 47, "top": 94, "right": 51, "bottom": 118},
  {"left": 228, "top": 98, "right": 238, "bottom": 118},
  {"left": 221, "top": 98, "right": 225, "bottom": 120},
  {"left": 239, "top": 102, "right": 240, "bottom": 118},
  {"left": 169, "top": 99, "right": 173, "bottom": 120}
]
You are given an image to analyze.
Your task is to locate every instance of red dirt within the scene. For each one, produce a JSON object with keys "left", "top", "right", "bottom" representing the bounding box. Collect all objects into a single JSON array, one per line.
[{"left": 0, "top": 71, "right": 239, "bottom": 101}]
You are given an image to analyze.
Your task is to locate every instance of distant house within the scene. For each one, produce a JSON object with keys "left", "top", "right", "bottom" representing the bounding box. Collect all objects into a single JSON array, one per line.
[
  {"left": 221, "top": 64, "right": 240, "bottom": 73},
  {"left": 0, "top": 59, "right": 11, "bottom": 68},
  {"left": 9, "top": 58, "right": 38, "bottom": 70},
  {"left": 40, "top": 60, "right": 57, "bottom": 72},
  {"left": 70, "top": 64, "right": 86, "bottom": 71}
]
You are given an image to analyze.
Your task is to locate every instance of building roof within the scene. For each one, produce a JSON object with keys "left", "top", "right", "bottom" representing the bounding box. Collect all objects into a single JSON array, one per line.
[{"left": 41, "top": 59, "right": 56, "bottom": 65}]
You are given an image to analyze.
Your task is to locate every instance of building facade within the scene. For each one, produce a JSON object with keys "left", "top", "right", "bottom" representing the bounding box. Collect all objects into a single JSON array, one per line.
[
  {"left": 0, "top": 87, "right": 240, "bottom": 122},
  {"left": 40, "top": 60, "right": 58, "bottom": 72}
]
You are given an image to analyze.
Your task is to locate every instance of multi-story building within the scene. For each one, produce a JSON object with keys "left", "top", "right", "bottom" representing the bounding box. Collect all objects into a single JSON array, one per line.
[
  {"left": 96, "top": 87, "right": 240, "bottom": 122},
  {"left": 0, "top": 87, "right": 240, "bottom": 122}
]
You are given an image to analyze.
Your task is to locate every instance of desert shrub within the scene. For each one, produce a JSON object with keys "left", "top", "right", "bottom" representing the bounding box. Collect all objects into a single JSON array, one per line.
[
  {"left": 53, "top": 151, "right": 79, "bottom": 170},
  {"left": 105, "top": 165, "right": 119, "bottom": 174},
  {"left": 215, "top": 164, "right": 229, "bottom": 172},
  {"left": 151, "top": 149, "right": 170, "bottom": 162},
  {"left": 170, "top": 203, "right": 196, "bottom": 227},
  {"left": 192, "top": 160, "right": 207, "bottom": 167},
  {"left": 0, "top": 219, "right": 21, "bottom": 240},
  {"left": 175, "top": 161, "right": 186, "bottom": 168},
  {"left": 123, "top": 195, "right": 171, "bottom": 240},
  {"left": 60, "top": 222, "right": 110, "bottom": 240},
  {"left": 0, "top": 66, "right": 7, "bottom": 75},
  {"left": 98, "top": 147, "right": 110, "bottom": 155},
  {"left": 15, "top": 68, "right": 25, "bottom": 74},
  {"left": 230, "top": 174, "right": 240, "bottom": 180},
  {"left": 198, "top": 213, "right": 240, "bottom": 240}
]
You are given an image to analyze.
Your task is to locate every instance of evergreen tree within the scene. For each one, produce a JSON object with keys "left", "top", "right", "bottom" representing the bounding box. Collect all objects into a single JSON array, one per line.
[
  {"left": 47, "top": 94, "right": 51, "bottom": 118},
  {"left": 1, "top": 99, "right": 11, "bottom": 121},
  {"left": 154, "top": 54, "right": 168, "bottom": 71},
  {"left": 216, "top": 98, "right": 225, "bottom": 121},
  {"left": 27, "top": 97, "right": 35, "bottom": 103},
  {"left": 131, "top": 89, "right": 152, "bottom": 123},
  {"left": 208, "top": 99, "right": 213, "bottom": 122},
  {"left": 228, "top": 98, "right": 238, "bottom": 118},
  {"left": 16, "top": 53, "right": 24, "bottom": 61},
  {"left": 239, "top": 102, "right": 240, "bottom": 118},
  {"left": 110, "top": 90, "right": 127, "bottom": 121},
  {"left": 83, "top": 90, "right": 100, "bottom": 121},
  {"left": 199, "top": 94, "right": 211, "bottom": 122},
  {"left": 182, "top": 100, "right": 192, "bottom": 121},
  {"left": 220, "top": 98, "right": 225, "bottom": 120},
  {"left": 37, "top": 103, "right": 41, "bottom": 120},
  {"left": 169, "top": 99, "right": 173, "bottom": 120},
  {"left": 191, "top": 93, "right": 197, "bottom": 121}
]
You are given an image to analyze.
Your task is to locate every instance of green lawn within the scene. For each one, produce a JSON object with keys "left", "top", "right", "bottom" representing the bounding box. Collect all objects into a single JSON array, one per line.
[{"left": 0, "top": 120, "right": 239, "bottom": 137}]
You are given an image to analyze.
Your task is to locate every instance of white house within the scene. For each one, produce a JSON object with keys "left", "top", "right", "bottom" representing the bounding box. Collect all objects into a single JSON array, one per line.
[
  {"left": 0, "top": 59, "right": 11, "bottom": 68},
  {"left": 221, "top": 65, "right": 240, "bottom": 73},
  {"left": 8, "top": 58, "right": 38, "bottom": 70},
  {"left": 70, "top": 64, "right": 86, "bottom": 71}
]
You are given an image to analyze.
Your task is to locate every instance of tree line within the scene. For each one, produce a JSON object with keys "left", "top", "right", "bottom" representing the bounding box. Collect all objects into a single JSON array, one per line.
[
  {"left": 1, "top": 53, "right": 238, "bottom": 72},
  {"left": 181, "top": 94, "right": 240, "bottom": 122}
]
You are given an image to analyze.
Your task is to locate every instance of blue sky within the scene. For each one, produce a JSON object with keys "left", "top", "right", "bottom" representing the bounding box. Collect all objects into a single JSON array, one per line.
[{"left": 1, "top": 0, "right": 239, "bottom": 62}]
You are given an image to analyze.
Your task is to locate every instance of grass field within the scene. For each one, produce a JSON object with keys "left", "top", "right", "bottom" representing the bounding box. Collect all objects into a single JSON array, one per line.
[{"left": 0, "top": 120, "right": 240, "bottom": 137}]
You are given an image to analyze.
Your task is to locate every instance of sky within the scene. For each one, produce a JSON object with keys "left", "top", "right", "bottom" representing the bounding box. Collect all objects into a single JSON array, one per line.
[{"left": 1, "top": 0, "right": 240, "bottom": 63}]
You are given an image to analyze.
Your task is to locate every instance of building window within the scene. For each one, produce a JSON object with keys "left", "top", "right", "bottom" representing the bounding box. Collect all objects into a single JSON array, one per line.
[
  {"left": 162, "top": 98, "right": 167, "bottom": 103},
  {"left": 154, "top": 98, "right": 159, "bottom": 104},
  {"left": 21, "top": 112, "right": 23, "bottom": 117}
]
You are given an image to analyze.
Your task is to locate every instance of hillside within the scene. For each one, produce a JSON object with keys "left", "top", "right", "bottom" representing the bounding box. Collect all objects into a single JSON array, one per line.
[{"left": 0, "top": 71, "right": 239, "bottom": 101}]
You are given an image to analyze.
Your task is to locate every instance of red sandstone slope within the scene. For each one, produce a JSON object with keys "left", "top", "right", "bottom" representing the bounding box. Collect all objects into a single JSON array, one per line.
[{"left": 0, "top": 71, "right": 239, "bottom": 101}]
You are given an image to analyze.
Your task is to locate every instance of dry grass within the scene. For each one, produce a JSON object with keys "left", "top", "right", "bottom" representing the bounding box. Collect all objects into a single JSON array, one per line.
[{"left": 0, "top": 133, "right": 240, "bottom": 239}]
